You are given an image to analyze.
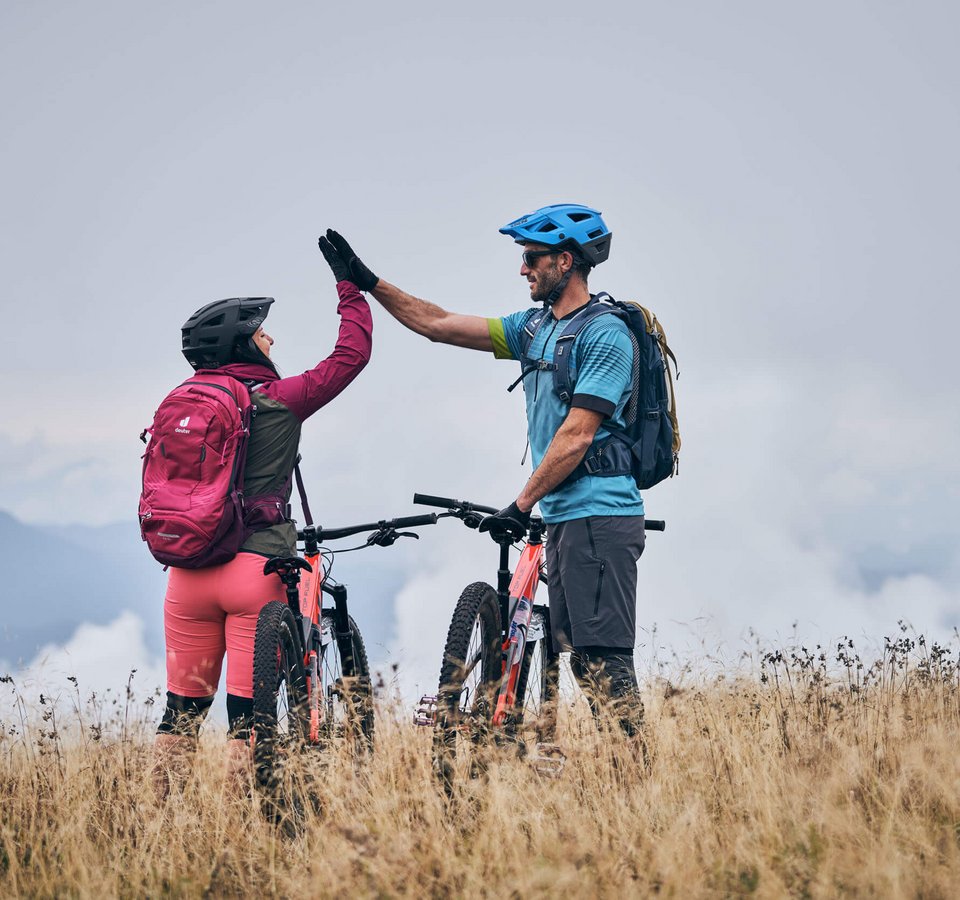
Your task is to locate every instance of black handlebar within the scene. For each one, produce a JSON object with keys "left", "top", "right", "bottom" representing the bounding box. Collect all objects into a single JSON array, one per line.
[
  {"left": 413, "top": 493, "right": 499, "bottom": 515},
  {"left": 415, "top": 491, "right": 665, "bottom": 533},
  {"left": 297, "top": 512, "right": 438, "bottom": 543}
]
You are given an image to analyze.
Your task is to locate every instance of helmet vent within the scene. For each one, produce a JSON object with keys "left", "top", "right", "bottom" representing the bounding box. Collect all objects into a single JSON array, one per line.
[
  {"left": 203, "top": 314, "right": 225, "bottom": 328},
  {"left": 588, "top": 228, "right": 604, "bottom": 239},
  {"left": 568, "top": 212, "right": 591, "bottom": 222},
  {"left": 536, "top": 222, "right": 558, "bottom": 233}
]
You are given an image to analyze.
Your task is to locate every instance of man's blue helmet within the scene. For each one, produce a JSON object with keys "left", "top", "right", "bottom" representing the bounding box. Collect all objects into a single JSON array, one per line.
[{"left": 499, "top": 203, "right": 612, "bottom": 266}]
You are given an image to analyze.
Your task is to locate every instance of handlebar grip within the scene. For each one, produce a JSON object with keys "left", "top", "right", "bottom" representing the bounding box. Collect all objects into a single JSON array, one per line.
[
  {"left": 644, "top": 519, "right": 666, "bottom": 532},
  {"left": 391, "top": 513, "right": 439, "bottom": 528},
  {"left": 413, "top": 493, "right": 458, "bottom": 509}
]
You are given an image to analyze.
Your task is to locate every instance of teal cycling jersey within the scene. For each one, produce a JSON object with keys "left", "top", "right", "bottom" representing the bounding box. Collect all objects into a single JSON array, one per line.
[{"left": 488, "top": 303, "right": 644, "bottom": 523}]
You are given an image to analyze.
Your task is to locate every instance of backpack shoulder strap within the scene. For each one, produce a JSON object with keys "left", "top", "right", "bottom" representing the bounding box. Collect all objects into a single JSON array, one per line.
[
  {"left": 506, "top": 307, "right": 558, "bottom": 393},
  {"left": 553, "top": 294, "right": 621, "bottom": 403},
  {"left": 519, "top": 306, "right": 551, "bottom": 360}
]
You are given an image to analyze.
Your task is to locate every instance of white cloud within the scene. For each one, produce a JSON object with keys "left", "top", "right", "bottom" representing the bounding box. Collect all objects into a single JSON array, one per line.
[{"left": 0, "top": 612, "right": 166, "bottom": 730}]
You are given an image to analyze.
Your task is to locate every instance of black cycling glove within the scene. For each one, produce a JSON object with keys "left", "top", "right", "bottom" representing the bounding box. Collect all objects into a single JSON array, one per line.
[
  {"left": 478, "top": 500, "right": 531, "bottom": 541},
  {"left": 317, "top": 235, "right": 352, "bottom": 284},
  {"left": 324, "top": 229, "right": 379, "bottom": 292}
]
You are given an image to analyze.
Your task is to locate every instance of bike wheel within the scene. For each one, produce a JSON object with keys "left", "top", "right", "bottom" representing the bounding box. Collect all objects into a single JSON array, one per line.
[
  {"left": 514, "top": 605, "right": 560, "bottom": 742},
  {"left": 433, "top": 581, "right": 502, "bottom": 791},
  {"left": 318, "top": 613, "right": 374, "bottom": 754},
  {"left": 252, "top": 601, "right": 309, "bottom": 793}
]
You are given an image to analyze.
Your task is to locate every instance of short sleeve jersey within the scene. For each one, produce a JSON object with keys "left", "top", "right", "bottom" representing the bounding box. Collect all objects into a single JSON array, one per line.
[{"left": 487, "top": 303, "right": 644, "bottom": 523}]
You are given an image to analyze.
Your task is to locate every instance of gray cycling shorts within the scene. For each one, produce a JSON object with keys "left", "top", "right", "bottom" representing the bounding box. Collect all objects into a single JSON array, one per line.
[{"left": 545, "top": 515, "right": 645, "bottom": 652}]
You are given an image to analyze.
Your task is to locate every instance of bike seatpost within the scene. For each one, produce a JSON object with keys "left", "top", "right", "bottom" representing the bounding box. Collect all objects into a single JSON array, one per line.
[{"left": 263, "top": 556, "right": 313, "bottom": 615}]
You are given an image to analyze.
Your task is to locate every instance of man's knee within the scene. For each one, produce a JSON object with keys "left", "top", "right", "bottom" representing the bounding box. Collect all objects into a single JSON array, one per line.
[
  {"left": 572, "top": 646, "right": 636, "bottom": 689},
  {"left": 157, "top": 692, "right": 214, "bottom": 738}
]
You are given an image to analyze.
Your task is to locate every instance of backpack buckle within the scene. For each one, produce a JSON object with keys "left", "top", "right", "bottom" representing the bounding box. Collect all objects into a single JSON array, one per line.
[{"left": 582, "top": 446, "right": 605, "bottom": 475}]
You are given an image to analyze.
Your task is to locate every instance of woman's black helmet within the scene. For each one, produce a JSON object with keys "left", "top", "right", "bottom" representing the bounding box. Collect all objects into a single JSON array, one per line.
[{"left": 181, "top": 297, "right": 275, "bottom": 371}]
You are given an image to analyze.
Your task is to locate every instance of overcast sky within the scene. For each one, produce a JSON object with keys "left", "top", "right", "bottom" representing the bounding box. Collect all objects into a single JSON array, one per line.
[{"left": 2, "top": 1, "right": 958, "bottom": 702}]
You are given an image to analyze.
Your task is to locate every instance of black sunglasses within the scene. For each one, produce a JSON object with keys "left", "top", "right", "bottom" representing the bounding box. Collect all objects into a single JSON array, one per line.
[{"left": 521, "top": 248, "right": 562, "bottom": 267}]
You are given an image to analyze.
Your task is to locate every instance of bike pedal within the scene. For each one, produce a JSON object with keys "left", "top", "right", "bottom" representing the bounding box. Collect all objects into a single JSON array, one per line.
[
  {"left": 529, "top": 742, "right": 566, "bottom": 778},
  {"left": 413, "top": 694, "right": 438, "bottom": 727}
]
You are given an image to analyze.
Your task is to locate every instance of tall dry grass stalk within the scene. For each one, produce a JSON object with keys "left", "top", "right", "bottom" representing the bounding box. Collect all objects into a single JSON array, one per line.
[{"left": 2, "top": 633, "right": 959, "bottom": 898}]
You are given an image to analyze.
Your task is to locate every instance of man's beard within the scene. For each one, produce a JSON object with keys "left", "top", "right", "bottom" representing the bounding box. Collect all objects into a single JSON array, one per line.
[{"left": 530, "top": 263, "right": 563, "bottom": 304}]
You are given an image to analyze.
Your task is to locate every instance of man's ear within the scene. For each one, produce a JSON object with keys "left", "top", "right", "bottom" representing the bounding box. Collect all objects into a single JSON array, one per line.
[{"left": 558, "top": 250, "right": 573, "bottom": 273}]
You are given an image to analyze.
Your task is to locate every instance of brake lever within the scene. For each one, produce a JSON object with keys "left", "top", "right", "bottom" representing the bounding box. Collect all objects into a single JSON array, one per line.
[
  {"left": 462, "top": 512, "right": 484, "bottom": 529},
  {"left": 367, "top": 528, "right": 421, "bottom": 547}
]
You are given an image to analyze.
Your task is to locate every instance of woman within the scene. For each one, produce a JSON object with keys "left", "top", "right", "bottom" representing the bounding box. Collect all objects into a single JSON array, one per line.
[{"left": 154, "top": 243, "right": 372, "bottom": 794}]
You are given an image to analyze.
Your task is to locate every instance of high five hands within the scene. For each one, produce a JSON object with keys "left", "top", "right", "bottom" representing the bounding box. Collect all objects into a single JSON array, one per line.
[{"left": 317, "top": 230, "right": 379, "bottom": 292}]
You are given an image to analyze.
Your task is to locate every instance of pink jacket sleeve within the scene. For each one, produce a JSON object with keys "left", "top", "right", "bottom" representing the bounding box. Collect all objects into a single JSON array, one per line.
[{"left": 262, "top": 281, "right": 373, "bottom": 421}]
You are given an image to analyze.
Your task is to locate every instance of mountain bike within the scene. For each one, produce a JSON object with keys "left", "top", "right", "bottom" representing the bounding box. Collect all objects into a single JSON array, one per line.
[
  {"left": 252, "top": 511, "right": 438, "bottom": 798},
  {"left": 411, "top": 492, "right": 664, "bottom": 789}
]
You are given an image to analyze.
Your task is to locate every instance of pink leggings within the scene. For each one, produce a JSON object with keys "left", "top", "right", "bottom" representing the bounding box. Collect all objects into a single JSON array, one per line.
[{"left": 164, "top": 552, "right": 286, "bottom": 698}]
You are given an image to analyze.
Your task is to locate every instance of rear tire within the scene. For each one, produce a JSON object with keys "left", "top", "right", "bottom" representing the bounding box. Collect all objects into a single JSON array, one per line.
[
  {"left": 252, "top": 601, "right": 309, "bottom": 807},
  {"left": 433, "top": 581, "right": 502, "bottom": 792},
  {"left": 318, "top": 613, "right": 374, "bottom": 754}
]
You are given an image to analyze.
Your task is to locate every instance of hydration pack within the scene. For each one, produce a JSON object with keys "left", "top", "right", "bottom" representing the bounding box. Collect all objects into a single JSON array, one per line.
[
  {"left": 138, "top": 372, "right": 255, "bottom": 568},
  {"left": 518, "top": 293, "right": 681, "bottom": 490}
]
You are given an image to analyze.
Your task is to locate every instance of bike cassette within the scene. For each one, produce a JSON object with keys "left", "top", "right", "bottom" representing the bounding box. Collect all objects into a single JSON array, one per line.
[
  {"left": 529, "top": 742, "right": 566, "bottom": 778},
  {"left": 413, "top": 694, "right": 438, "bottom": 727}
]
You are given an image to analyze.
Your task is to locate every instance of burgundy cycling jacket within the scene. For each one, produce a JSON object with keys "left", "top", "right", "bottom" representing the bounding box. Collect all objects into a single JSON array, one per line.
[{"left": 202, "top": 280, "right": 372, "bottom": 556}]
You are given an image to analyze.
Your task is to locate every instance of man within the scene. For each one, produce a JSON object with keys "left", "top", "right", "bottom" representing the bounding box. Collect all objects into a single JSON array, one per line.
[{"left": 318, "top": 204, "right": 647, "bottom": 744}]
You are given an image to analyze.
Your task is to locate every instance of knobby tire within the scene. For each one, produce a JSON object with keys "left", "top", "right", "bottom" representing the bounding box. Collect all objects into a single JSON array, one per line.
[
  {"left": 433, "top": 581, "right": 502, "bottom": 793},
  {"left": 252, "top": 600, "right": 309, "bottom": 818}
]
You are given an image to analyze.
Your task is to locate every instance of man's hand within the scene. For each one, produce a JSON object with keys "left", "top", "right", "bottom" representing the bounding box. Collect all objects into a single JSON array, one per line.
[
  {"left": 478, "top": 500, "right": 531, "bottom": 541},
  {"left": 324, "top": 229, "right": 379, "bottom": 291}
]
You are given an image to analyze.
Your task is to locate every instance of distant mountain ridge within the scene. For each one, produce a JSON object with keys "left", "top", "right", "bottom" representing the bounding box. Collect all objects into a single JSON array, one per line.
[
  {"left": 0, "top": 510, "right": 167, "bottom": 667},
  {"left": 0, "top": 511, "right": 401, "bottom": 671}
]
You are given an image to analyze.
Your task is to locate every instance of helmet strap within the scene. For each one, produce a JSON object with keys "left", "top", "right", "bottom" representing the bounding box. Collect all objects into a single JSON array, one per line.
[{"left": 543, "top": 266, "right": 574, "bottom": 307}]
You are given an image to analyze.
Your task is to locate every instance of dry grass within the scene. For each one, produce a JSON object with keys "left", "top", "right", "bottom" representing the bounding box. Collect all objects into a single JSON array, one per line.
[{"left": 2, "top": 633, "right": 959, "bottom": 898}]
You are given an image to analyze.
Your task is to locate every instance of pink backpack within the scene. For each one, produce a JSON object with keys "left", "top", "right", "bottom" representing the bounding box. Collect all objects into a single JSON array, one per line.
[{"left": 139, "top": 373, "right": 253, "bottom": 568}]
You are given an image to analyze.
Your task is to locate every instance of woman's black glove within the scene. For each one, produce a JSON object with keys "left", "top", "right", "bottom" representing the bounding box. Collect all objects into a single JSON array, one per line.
[
  {"left": 318, "top": 229, "right": 379, "bottom": 291},
  {"left": 478, "top": 500, "right": 531, "bottom": 541},
  {"left": 317, "top": 233, "right": 353, "bottom": 284}
]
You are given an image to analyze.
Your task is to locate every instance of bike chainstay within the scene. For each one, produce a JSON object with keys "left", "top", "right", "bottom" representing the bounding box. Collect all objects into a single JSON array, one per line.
[{"left": 492, "top": 540, "right": 545, "bottom": 726}]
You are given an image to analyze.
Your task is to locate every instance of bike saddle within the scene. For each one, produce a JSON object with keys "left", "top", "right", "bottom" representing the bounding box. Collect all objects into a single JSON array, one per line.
[{"left": 262, "top": 556, "right": 314, "bottom": 578}]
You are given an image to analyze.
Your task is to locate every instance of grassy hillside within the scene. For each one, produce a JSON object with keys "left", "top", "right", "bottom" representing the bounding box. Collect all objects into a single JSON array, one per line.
[{"left": 1, "top": 638, "right": 958, "bottom": 897}]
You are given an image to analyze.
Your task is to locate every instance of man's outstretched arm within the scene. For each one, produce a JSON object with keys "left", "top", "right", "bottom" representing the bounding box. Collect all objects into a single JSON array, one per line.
[
  {"left": 319, "top": 229, "right": 493, "bottom": 352},
  {"left": 371, "top": 280, "right": 493, "bottom": 351}
]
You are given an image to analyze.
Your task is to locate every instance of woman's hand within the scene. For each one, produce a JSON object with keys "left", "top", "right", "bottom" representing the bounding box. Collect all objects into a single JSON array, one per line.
[
  {"left": 318, "top": 233, "right": 353, "bottom": 284},
  {"left": 319, "top": 229, "right": 379, "bottom": 291}
]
